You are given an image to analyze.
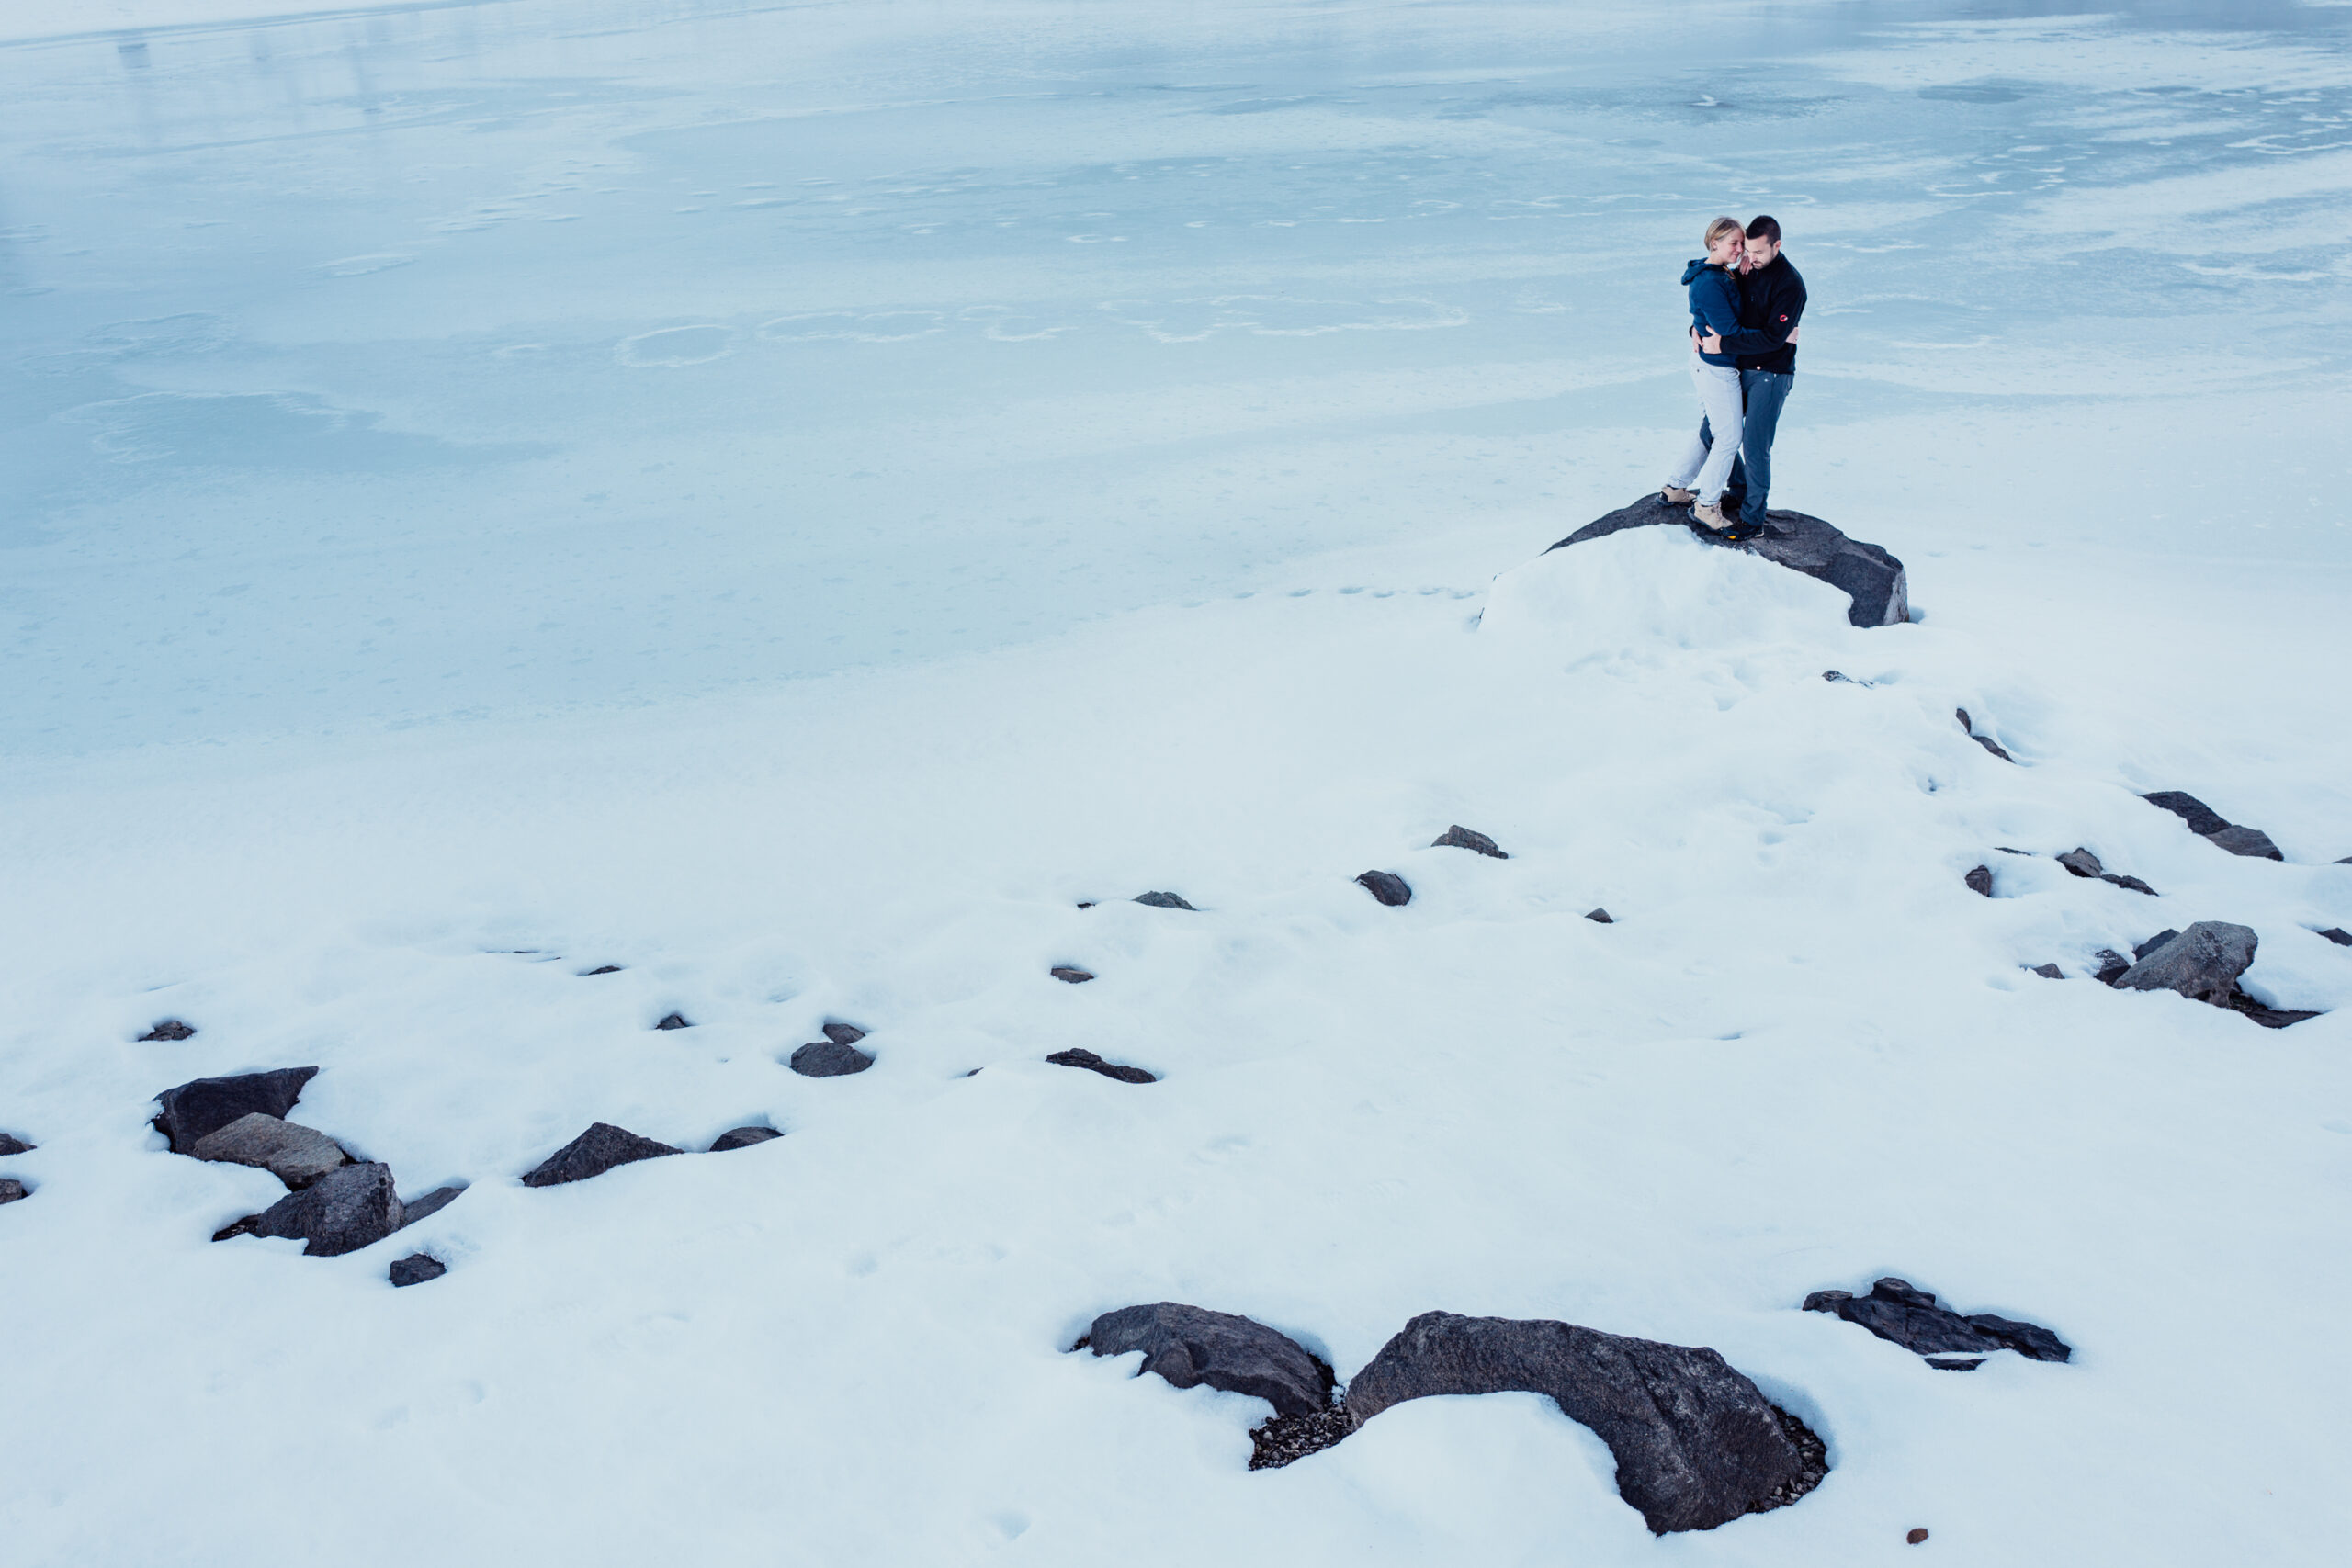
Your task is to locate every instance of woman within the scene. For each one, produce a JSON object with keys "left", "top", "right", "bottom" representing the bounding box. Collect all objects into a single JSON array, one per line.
[{"left": 1661, "top": 217, "right": 1747, "bottom": 533}]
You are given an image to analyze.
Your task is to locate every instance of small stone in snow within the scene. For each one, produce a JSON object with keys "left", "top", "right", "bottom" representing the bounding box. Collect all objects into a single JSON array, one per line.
[
  {"left": 2030, "top": 963, "right": 2064, "bottom": 979},
  {"left": 655, "top": 1012, "right": 692, "bottom": 1030},
  {"left": 397, "top": 1185, "right": 464, "bottom": 1227},
  {"left": 581, "top": 964, "right": 623, "bottom": 976},
  {"left": 2093, "top": 950, "right": 2132, "bottom": 986},
  {"left": 0, "top": 1178, "right": 28, "bottom": 1205},
  {"left": 1586, "top": 908, "right": 1613, "bottom": 924},
  {"left": 709, "top": 1126, "right": 783, "bottom": 1152},
  {"left": 1965, "top": 865, "right": 1993, "bottom": 897},
  {"left": 521, "top": 1122, "right": 682, "bottom": 1187},
  {"left": 2057, "top": 848, "right": 2103, "bottom": 879},
  {"left": 789, "top": 1040, "right": 874, "bottom": 1077},
  {"left": 2142, "top": 790, "right": 2229, "bottom": 837},
  {"left": 1049, "top": 966, "right": 1096, "bottom": 984},
  {"left": 139, "top": 1019, "right": 197, "bottom": 1042},
  {"left": 821, "top": 1021, "right": 867, "bottom": 1045},
  {"left": 0, "top": 1132, "right": 34, "bottom": 1156},
  {"left": 1046, "top": 1047, "right": 1157, "bottom": 1084},
  {"left": 2102, "top": 873, "right": 2160, "bottom": 897},
  {"left": 1134, "top": 891, "right": 1197, "bottom": 910},
  {"left": 1954, "top": 708, "right": 2014, "bottom": 761},
  {"left": 1822, "top": 670, "right": 1871, "bottom": 685},
  {"left": 1908, "top": 1528, "right": 1930, "bottom": 1545},
  {"left": 1356, "top": 870, "right": 1412, "bottom": 907},
  {"left": 390, "top": 1254, "right": 447, "bottom": 1288},
  {"left": 1432, "top": 825, "right": 1508, "bottom": 858},
  {"left": 2319, "top": 928, "right": 2352, "bottom": 948}
]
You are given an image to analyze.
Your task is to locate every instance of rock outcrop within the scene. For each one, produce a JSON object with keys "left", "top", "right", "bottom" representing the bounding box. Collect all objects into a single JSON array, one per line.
[
  {"left": 1550, "top": 494, "right": 1908, "bottom": 628},
  {"left": 1433, "top": 825, "right": 1508, "bottom": 859},
  {"left": 709, "top": 1126, "right": 783, "bottom": 1152},
  {"left": 1346, "top": 1312, "right": 1822, "bottom": 1533},
  {"left": 190, "top": 1112, "right": 350, "bottom": 1190},
  {"left": 218, "top": 1160, "right": 403, "bottom": 1257},
  {"left": 1356, "top": 870, "right": 1412, "bottom": 907},
  {"left": 1803, "top": 1277, "right": 2070, "bottom": 1370},
  {"left": 2143, "top": 792, "right": 2283, "bottom": 861},
  {"left": 520, "top": 1122, "right": 682, "bottom": 1187},
  {"left": 1046, "top": 1048, "right": 1157, "bottom": 1084},
  {"left": 1083, "top": 1302, "right": 1334, "bottom": 1418},
  {"left": 153, "top": 1067, "right": 321, "bottom": 1155}
]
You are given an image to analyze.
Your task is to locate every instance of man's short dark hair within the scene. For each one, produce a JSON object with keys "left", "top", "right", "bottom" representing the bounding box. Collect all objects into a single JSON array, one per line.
[{"left": 1746, "top": 214, "right": 1781, "bottom": 245}]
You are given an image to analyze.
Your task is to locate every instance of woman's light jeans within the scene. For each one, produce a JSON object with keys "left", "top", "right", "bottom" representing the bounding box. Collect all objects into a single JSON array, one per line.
[{"left": 1666, "top": 355, "right": 1744, "bottom": 504}]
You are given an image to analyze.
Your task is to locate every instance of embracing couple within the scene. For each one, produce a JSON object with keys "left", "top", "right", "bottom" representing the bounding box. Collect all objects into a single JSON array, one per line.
[{"left": 1662, "top": 214, "right": 1805, "bottom": 539}]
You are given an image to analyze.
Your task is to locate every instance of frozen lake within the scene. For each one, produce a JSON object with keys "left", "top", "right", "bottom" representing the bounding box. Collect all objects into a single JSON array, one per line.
[{"left": 3, "top": 0, "right": 2348, "bottom": 756}]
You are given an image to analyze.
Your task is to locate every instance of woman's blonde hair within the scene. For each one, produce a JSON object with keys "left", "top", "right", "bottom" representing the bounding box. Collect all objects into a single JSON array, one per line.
[{"left": 1704, "top": 216, "right": 1745, "bottom": 249}]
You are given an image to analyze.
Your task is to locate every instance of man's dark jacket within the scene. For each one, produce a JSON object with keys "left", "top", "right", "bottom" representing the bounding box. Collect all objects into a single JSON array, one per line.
[{"left": 1716, "top": 253, "right": 1805, "bottom": 375}]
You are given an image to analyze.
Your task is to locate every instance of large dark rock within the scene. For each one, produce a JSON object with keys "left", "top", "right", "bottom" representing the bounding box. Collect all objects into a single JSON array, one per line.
[
  {"left": 2206, "top": 825, "right": 2283, "bottom": 861},
  {"left": 2319, "top": 928, "right": 2352, "bottom": 948},
  {"left": 1046, "top": 1048, "right": 1157, "bottom": 1084},
  {"left": 190, "top": 1113, "right": 349, "bottom": 1190},
  {"left": 2093, "top": 949, "right": 2132, "bottom": 985},
  {"left": 390, "top": 1253, "right": 447, "bottom": 1288},
  {"left": 139, "top": 1019, "right": 197, "bottom": 1042},
  {"left": 1134, "top": 891, "right": 1198, "bottom": 910},
  {"left": 709, "top": 1126, "right": 783, "bottom": 1152},
  {"left": 2114, "top": 920, "right": 2256, "bottom": 1006},
  {"left": 790, "top": 1040, "right": 875, "bottom": 1077},
  {"left": 2133, "top": 929, "right": 2182, "bottom": 961},
  {"left": 153, "top": 1066, "right": 320, "bottom": 1155},
  {"left": 1550, "top": 494, "right": 1907, "bottom": 628},
  {"left": 1433, "top": 825, "right": 1508, "bottom": 859},
  {"left": 396, "top": 1185, "right": 465, "bottom": 1227},
  {"left": 0, "top": 1132, "right": 34, "bottom": 1156},
  {"left": 220, "top": 1160, "right": 403, "bottom": 1257},
  {"left": 520, "top": 1122, "right": 682, "bottom": 1187},
  {"left": 1803, "top": 1277, "right": 2070, "bottom": 1370},
  {"left": 1346, "top": 1312, "right": 1818, "bottom": 1533},
  {"left": 2143, "top": 792, "right": 2284, "bottom": 860},
  {"left": 1083, "top": 1302, "right": 1334, "bottom": 1417},
  {"left": 1965, "top": 864, "right": 1993, "bottom": 897},
  {"left": 1356, "top": 870, "right": 1412, "bottom": 907}
]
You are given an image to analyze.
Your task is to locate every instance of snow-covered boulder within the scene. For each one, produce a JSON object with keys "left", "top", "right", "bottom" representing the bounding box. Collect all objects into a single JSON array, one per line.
[
  {"left": 520, "top": 1122, "right": 682, "bottom": 1187},
  {"left": 1545, "top": 494, "right": 1908, "bottom": 628},
  {"left": 219, "top": 1160, "right": 403, "bottom": 1257},
  {"left": 2114, "top": 921, "right": 2257, "bottom": 1006},
  {"left": 1803, "top": 1277, "right": 2071, "bottom": 1370},
  {"left": 1344, "top": 1311, "right": 1822, "bottom": 1534},
  {"left": 190, "top": 1112, "right": 350, "bottom": 1190},
  {"left": 152, "top": 1067, "right": 320, "bottom": 1155},
  {"left": 1083, "top": 1302, "right": 1334, "bottom": 1417}
]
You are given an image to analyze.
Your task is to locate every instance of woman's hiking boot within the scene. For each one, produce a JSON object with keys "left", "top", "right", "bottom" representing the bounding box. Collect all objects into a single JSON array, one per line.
[
  {"left": 1689, "top": 501, "right": 1731, "bottom": 532},
  {"left": 1661, "top": 485, "right": 1697, "bottom": 504}
]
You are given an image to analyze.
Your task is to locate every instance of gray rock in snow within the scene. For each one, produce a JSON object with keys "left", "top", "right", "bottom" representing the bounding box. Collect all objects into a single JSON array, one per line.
[
  {"left": 153, "top": 1066, "right": 320, "bottom": 1155},
  {"left": 1549, "top": 494, "right": 1908, "bottom": 628},
  {"left": 1134, "top": 891, "right": 1198, "bottom": 910},
  {"left": 2318, "top": 928, "right": 2352, "bottom": 948},
  {"left": 708, "top": 1126, "right": 783, "bottom": 1152},
  {"left": 2057, "top": 847, "right": 2104, "bottom": 879},
  {"left": 1049, "top": 966, "right": 1096, "bottom": 984},
  {"left": 789, "top": 1040, "right": 875, "bottom": 1077},
  {"left": 189, "top": 1112, "right": 350, "bottom": 1190},
  {"left": 2142, "top": 790, "right": 2230, "bottom": 837},
  {"left": 2205, "top": 824, "right": 2284, "bottom": 861},
  {"left": 1083, "top": 1302, "right": 1334, "bottom": 1418},
  {"left": 2114, "top": 920, "right": 2257, "bottom": 1006},
  {"left": 1803, "top": 1277, "right": 2070, "bottom": 1368},
  {"left": 390, "top": 1253, "right": 447, "bottom": 1288},
  {"left": 139, "top": 1019, "right": 197, "bottom": 1042},
  {"left": 821, "top": 1021, "right": 867, "bottom": 1046},
  {"left": 220, "top": 1160, "right": 403, "bottom": 1257},
  {"left": 2030, "top": 963, "right": 2064, "bottom": 979},
  {"left": 2133, "top": 929, "right": 2182, "bottom": 961},
  {"left": 1965, "top": 864, "right": 1994, "bottom": 897},
  {"left": 1346, "top": 1311, "right": 1822, "bottom": 1533},
  {"left": 1954, "top": 708, "right": 2014, "bottom": 762},
  {"left": 520, "top": 1122, "right": 682, "bottom": 1187},
  {"left": 654, "top": 1012, "right": 692, "bottom": 1030},
  {"left": 0, "top": 1177, "right": 28, "bottom": 1205},
  {"left": 1433, "top": 825, "right": 1508, "bottom": 859},
  {"left": 1356, "top": 870, "right": 1413, "bottom": 907},
  {"left": 396, "top": 1185, "right": 465, "bottom": 1228},
  {"left": 1046, "top": 1047, "right": 1157, "bottom": 1084},
  {"left": 1587, "top": 908, "right": 1614, "bottom": 923},
  {"left": 2093, "top": 949, "right": 2132, "bottom": 985},
  {"left": 0, "top": 1132, "right": 34, "bottom": 1156}
]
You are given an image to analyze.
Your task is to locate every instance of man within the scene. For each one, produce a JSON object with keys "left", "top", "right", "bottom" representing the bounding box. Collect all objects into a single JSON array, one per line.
[{"left": 1694, "top": 215, "right": 1804, "bottom": 531}]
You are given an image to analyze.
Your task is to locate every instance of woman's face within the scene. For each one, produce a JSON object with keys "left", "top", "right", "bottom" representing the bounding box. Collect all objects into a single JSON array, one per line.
[{"left": 1708, "top": 229, "right": 1746, "bottom": 265}]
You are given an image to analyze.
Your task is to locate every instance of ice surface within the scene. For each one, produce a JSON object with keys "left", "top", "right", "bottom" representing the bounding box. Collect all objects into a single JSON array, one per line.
[{"left": 3, "top": 3, "right": 2350, "bottom": 1565}]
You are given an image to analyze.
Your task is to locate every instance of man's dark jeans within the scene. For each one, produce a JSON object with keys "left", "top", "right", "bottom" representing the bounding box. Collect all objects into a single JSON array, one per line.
[{"left": 1701, "top": 369, "right": 1793, "bottom": 521}]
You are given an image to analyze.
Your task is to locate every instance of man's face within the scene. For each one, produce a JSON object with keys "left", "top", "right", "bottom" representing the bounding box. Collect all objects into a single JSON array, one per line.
[{"left": 1743, "top": 234, "right": 1780, "bottom": 271}]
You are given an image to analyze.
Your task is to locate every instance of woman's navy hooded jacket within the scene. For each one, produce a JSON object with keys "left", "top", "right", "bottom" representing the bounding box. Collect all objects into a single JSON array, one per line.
[{"left": 1682, "top": 257, "right": 1743, "bottom": 367}]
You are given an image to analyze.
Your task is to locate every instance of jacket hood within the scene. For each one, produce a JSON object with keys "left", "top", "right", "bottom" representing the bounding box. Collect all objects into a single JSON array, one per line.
[{"left": 1681, "top": 257, "right": 1714, "bottom": 285}]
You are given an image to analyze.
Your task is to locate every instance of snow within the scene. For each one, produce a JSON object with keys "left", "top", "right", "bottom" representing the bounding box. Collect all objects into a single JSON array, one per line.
[{"left": 4, "top": 1, "right": 2351, "bottom": 1563}]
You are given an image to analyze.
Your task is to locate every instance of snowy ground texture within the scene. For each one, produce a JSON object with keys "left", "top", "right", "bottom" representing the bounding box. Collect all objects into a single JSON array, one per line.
[{"left": 4, "top": 2, "right": 2352, "bottom": 1564}]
